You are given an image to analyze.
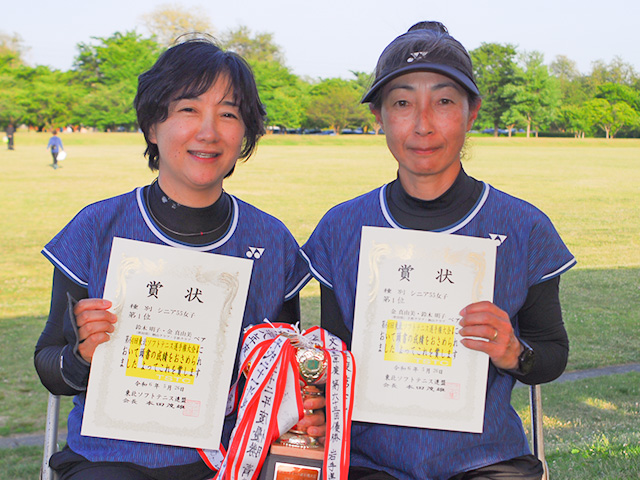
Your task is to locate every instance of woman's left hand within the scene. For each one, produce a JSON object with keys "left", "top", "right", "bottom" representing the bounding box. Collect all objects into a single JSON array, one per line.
[{"left": 459, "top": 301, "right": 523, "bottom": 370}]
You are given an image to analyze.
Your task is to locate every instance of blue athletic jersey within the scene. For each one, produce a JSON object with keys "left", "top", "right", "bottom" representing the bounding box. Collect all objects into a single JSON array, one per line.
[
  {"left": 47, "top": 136, "right": 64, "bottom": 152},
  {"left": 42, "top": 187, "right": 310, "bottom": 468},
  {"left": 301, "top": 183, "right": 575, "bottom": 480}
]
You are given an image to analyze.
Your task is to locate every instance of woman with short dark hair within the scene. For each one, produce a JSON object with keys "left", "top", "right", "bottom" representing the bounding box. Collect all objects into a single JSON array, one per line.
[{"left": 35, "top": 38, "right": 317, "bottom": 480}]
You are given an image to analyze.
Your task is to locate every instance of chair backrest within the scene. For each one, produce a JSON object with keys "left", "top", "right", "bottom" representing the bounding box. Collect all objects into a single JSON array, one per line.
[
  {"left": 41, "top": 393, "right": 60, "bottom": 480},
  {"left": 529, "top": 384, "right": 550, "bottom": 480}
]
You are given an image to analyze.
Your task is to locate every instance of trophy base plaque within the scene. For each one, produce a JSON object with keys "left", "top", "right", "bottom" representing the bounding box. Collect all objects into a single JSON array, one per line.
[{"left": 258, "top": 444, "right": 323, "bottom": 480}]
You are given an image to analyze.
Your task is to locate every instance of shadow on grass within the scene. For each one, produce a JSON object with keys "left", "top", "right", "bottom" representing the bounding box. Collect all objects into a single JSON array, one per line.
[{"left": 512, "top": 372, "right": 640, "bottom": 480}]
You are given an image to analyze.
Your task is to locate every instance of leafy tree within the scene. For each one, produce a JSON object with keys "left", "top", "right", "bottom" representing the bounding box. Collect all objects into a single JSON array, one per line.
[
  {"left": 584, "top": 98, "right": 638, "bottom": 138},
  {"left": 595, "top": 82, "right": 640, "bottom": 111},
  {"left": 348, "top": 71, "right": 377, "bottom": 132},
  {"left": 470, "top": 43, "right": 519, "bottom": 135},
  {"left": 589, "top": 56, "right": 639, "bottom": 87},
  {"left": 549, "top": 55, "right": 590, "bottom": 106},
  {"left": 0, "top": 32, "right": 28, "bottom": 68},
  {"left": 71, "top": 32, "right": 161, "bottom": 130},
  {"left": 221, "top": 26, "right": 285, "bottom": 65},
  {"left": 305, "top": 78, "right": 368, "bottom": 133},
  {"left": 350, "top": 70, "right": 373, "bottom": 91},
  {"left": 556, "top": 104, "right": 589, "bottom": 138},
  {"left": 74, "top": 31, "right": 160, "bottom": 87},
  {"left": 14, "top": 68, "right": 78, "bottom": 128},
  {"left": 0, "top": 32, "right": 28, "bottom": 125},
  {"left": 251, "top": 60, "right": 308, "bottom": 129},
  {"left": 499, "top": 87, "right": 526, "bottom": 137},
  {"left": 72, "top": 82, "right": 138, "bottom": 130},
  {"left": 507, "top": 51, "right": 560, "bottom": 137},
  {"left": 140, "top": 4, "right": 214, "bottom": 47}
]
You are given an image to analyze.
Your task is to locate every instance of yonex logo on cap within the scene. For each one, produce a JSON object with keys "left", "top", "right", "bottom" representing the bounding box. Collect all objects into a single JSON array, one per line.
[{"left": 407, "top": 51, "right": 429, "bottom": 63}]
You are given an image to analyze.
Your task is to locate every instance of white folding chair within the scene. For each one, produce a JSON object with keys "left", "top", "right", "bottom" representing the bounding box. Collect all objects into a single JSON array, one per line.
[
  {"left": 41, "top": 393, "right": 60, "bottom": 480},
  {"left": 529, "top": 384, "right": 550, "bottom": 480}
]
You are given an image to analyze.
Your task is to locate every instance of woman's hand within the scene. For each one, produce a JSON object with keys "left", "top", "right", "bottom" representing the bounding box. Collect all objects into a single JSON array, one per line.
[
  {"left": 458, "top": 301, "right": 523, "bottom": 370},
  {"left": 73, "top": 298, "right": 117, "bottom": 363},
  {"left": 294, "top": 386, "right": 326, "bottom": 442}
]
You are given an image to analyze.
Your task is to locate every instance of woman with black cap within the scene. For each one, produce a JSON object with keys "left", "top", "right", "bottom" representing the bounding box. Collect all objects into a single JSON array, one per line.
[{"left": 301, "top": 21, "right": 575, "bottom": 480}]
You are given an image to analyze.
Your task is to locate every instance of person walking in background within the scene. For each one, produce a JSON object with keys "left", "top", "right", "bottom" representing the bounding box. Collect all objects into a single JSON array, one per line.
[
  {"left": 47, "top": 129, "right": 64, "bottom": 169},
  {"left": 6, "top": 123, "right": 15, "bottom": 150}
]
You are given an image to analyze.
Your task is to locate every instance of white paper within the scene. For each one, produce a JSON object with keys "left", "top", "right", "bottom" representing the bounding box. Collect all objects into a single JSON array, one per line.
[
  {"left": 351, "top": 226, "right": 497, "bottom": 433},
  {"left": 81, "top": 237, "right": 253, "bottom": 449}
]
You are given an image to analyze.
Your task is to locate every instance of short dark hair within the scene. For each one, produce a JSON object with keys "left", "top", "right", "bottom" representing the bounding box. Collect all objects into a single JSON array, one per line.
[
  {"left": 134, "top": 37, "right": 266, "bottom": 171},
  {"left": 364, "top": 21, "right": 480, "bottom": 110}
]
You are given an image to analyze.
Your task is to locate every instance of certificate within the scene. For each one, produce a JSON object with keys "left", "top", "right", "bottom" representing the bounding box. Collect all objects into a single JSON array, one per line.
[
  {"left": 81, "top": 237, "right": 253, "bottom": 449},
  {"left": 351, "top": 226, "right": 497, "bottom": 433}
]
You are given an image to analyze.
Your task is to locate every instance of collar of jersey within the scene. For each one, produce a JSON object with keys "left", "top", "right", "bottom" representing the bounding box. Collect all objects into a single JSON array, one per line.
[
  {"left": 136, "top": 187, "right": 239, "bottom": 251},
  {"left": 379, "top": 181, "right": 490, "bottom": 233}
]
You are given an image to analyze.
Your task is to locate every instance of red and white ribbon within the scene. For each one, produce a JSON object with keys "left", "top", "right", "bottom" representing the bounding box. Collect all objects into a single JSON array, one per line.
[{"left": 201, "top": 322, "right": 355, "bottom": 480}]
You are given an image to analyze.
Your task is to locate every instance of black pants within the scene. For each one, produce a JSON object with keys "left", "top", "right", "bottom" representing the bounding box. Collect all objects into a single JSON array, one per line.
[
  {"left": 51, "top": 150, "right": 58, "bottom": 166},
  {"left": 349, "top": 455, "right": 543, "bottom": 480},
  {"left": 49, "top": 447, "right": 213, "bottom": 480}
]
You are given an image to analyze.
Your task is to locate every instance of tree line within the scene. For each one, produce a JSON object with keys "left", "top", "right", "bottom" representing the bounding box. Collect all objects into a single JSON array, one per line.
[{"left": 1, "top": 17, "right": 639, "bottom": 138}]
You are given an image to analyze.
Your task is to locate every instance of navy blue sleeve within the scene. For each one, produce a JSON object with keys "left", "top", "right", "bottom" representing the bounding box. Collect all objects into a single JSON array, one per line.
[
  {"left": 512, "top": 276, "right": 569, "bottom": 385},
  {"left": 34, "top": 268, "right": 91, "bottom": 395}
]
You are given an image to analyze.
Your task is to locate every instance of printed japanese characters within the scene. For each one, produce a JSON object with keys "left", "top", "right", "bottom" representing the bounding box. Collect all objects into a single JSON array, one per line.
[
  {"left": 81, "top": 237, "right": 253, "bottom": 449},
  {"left": 351, "top": 227, "right": 497, "bottom": 433}
]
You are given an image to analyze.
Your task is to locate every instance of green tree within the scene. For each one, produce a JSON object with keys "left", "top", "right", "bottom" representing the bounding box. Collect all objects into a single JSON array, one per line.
[
  {"left": 73, "top": 82, "right": 138, "bottom": 130},
  {"left": 140, "top": 4, "right": 214, "bottom": 47},
  {"left": 0, "top": 32, "right": 27, "bottom": 69},
  {"left": 554, "top": 105, "right": 587, "bottom": 138},
  {"left": 221, "top": 26, "right": 285, "bottom": 65},
  {"left": 584, "top": 98, "right": 638, "bottom": 139},
  {"left": 595, "top": 82, "right": 640, "bottom": 111},
  {"left": 550, "top": 55, "right": 590, "bottom": 106},
  {"left": 348, "top": 71, "right": 377, "bottom": 132},
  {"left": 216, "top": 25, "right": 310, "bottom": 130},
  {"left": 74, "top": 31, "right": 160, "bottom": 87},
  {"left": 251, "top": 60, "right": 308, "bottom": 130},
  {"left": 589, "top": 56, "right": 639, "bottom": 87},
  {"left": 305, "top": 78, "right": 367, "bottom": 133},
  {"left": 509, "top": 51, "right": 560, "bottom": 137},
  {"left": 0, "top": 32, "right": 29, "bottom": 126},
  {"left": 71, "top": 32, "right": 160, "bottom": 130},
  {"left": 470, "top": 43, "right": 519, "bottom": 135},
  {"left": 14, "top": 67, "right": 79, "bottom": 128}
]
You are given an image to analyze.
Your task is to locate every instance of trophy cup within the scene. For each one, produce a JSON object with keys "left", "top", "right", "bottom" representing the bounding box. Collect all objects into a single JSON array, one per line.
[{"left": 258, "top": 343, "right": 328, "bottom": 480}]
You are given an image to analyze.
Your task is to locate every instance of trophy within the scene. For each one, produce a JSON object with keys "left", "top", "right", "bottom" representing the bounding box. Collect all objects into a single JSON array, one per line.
[{"left": 258, "top": 342, "right": 328, "bottom": 480}]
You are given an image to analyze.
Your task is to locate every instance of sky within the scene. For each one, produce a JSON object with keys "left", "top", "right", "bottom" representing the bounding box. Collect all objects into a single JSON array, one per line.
[{"left": 4, "top": 0, "right": 640, "bottom": 80}]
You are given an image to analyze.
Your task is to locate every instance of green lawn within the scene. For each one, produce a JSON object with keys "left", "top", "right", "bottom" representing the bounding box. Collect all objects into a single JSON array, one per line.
[{"left": 0, "top": 132, "right": 638, "bottom": 477}]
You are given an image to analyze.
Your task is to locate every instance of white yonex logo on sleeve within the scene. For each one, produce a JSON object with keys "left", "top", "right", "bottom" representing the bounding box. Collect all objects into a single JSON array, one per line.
[{"left": 489, "top": 233, "right": 507, "bottom": 246}]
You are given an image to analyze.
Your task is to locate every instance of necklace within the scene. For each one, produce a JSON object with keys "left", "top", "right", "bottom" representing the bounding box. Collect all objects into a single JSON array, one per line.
[{"left": 145, "top": 182, "right": 232, "bottom": 238}]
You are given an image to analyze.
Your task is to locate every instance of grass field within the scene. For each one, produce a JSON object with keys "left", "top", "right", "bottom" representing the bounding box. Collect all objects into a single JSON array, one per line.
[{"left": 0, "top": 132, "right": 638, "bottom": 478}]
